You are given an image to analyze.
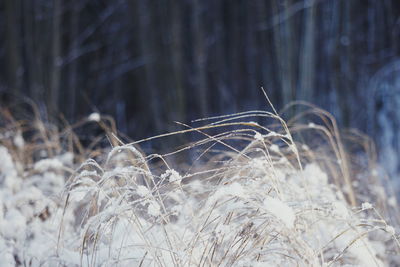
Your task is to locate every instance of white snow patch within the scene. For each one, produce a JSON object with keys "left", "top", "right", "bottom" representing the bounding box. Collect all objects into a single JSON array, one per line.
[
  {"left": 361, "top": 202, "right": 373, "bottom": 210},
  {"left": 302, "top": 163, "right": 328, "bottom": 185},
  {"left": 147, "top": 201, "right": 161, "bottom": 217},
  {"left": 385, "top": 225, "right": 395, "bottom": 235},
  {"left": 161, "top": 169, "right": 182, "bottom": 184},
  {"left": 88, "top": 112, "right": 101, "bottom": 122},
  {"left": 34, "top": 158, "right": 63, "bottom": 172},
  {"left": 388, "top": 196, "right": 397, "bottom": 207},
  {"left": 270, "top": 144, "right": 280, "bottom": 153},
  {"left": 210, "top": 182, "right": 245, "bottom": 202},
  {"left": 263, "top": 196, "right": 295, "bottom": 228},
  {"left": 0, "top": 209, "right": 26, "bottom": 239},
  {"left": 332, "top": 201, "right": 349, "bottom": 218},
  {"left": 0, "top": 239, "right": 15, "bottom": 266},
  {"left": 136, "top": 185, "right": 150, "bottom": 197},
  {"left": 254, "top": 132, "right": 264, "bottom": 141},
  {"left": 13, "top": 132, "right": 24, "bottom": 149}
]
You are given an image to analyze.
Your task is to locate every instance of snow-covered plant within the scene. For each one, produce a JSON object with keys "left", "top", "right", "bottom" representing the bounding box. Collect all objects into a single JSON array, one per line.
[{"left": 0, "top": 102, "right": 399, "bottom": 266}]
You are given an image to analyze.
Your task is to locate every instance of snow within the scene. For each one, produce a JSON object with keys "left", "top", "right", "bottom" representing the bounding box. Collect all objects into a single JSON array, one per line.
[
  {"left": 263, "top": 196, "right": 295, "bottom": 228},
  {"left": 147, "top": 201, "right": 161, "bottom": 217},
  {"left": 270, "top": 144, "right": 280, "bottom": 153},
  {"left": 0, "top": 146, "right": 17, "bottom": 177},
  {"left": 88, "top": 112, "right": 101, "bottom": 122},
  {"left": 0, "top": 145, "right": 20, "bottom": 192},
  {"left": 388, "top": 196, "right": 397, "bottom": 207},
  {"left": 0, "top": 239, "right": 15, "bottom": 266},
  {"left": 385, "top": 225, "right": 396, "bottom": 235},
  {"left": 0, "top": 137, "right": 397, "bottom": 266},
  {"left": 362, "top": 202, "right": 373, "bottom": 210},
  {"left": 1, "top": 209, "right": 26, "bottom": 239},
  {"left": 137, "top": 185, "right": 151, "bottom": 197},
  {"left": 302, "top": 144, "right": 309, "bottom": 151},
  {"left": 13, "top": 131, "right": 24, "bottom": 149},
  {"left": 34, "top": 158, "right": 64, "bottom": 172},
  {"left": 254, "top": 131, "right": 263, "bottom": 141},
  {"left": 161, "top": 169, "right": 182, "bottom": 185},
  {"left": 208, "top": 182, "right": 245, "bottom": 203}
]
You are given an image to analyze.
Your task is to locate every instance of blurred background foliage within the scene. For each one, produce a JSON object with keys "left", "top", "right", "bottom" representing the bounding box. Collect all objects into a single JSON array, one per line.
[{"left": 1, "top": 0, "right": 400, "bottom": 174}]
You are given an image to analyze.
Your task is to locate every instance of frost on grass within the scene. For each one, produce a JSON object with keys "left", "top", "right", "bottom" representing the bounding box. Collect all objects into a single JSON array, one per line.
[
  {"left": 0, "top": 146, "right": 68, "bottom": 266},
  {"left": 0, "top": 110, "right": 399, "bottom": 267}
]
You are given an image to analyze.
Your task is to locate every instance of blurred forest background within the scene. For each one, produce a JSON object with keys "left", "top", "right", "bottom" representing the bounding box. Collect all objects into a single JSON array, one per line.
[{"left": 1, "top": 0, "right": 400, "bottom": 176}]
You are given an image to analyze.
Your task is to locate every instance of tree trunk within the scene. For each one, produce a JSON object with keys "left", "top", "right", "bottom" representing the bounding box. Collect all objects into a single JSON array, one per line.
[
  {"left": 49, "top": 0, "right": 62, "bottom": 117},
  {"left": 4, "top": 0, "right": 21, "bottom": 94},
  {"left": 298, "top": 0, "right": 316, "bottom": 102},
  {"left": 67, "top": 1, "right": 79, "bottom": 120},
  {"left": 192, "top": 0, "right": 208, "bottom": 116}
]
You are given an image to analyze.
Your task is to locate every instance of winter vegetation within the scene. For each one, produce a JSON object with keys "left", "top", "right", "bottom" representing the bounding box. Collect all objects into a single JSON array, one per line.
[
  {"left": 0, "top": 100, "right": 399, "bottom": 266},
  {"left": 2, "top": 1, "right": 400, "bottom": 266},
  {"left": 2, "top": 1, "right": 400, "bottom": 174}
]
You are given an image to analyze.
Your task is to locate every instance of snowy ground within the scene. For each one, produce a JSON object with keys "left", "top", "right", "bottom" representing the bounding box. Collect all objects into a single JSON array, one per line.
[{"left": 0, "top": 111, "right": 399, "bottom": 266}]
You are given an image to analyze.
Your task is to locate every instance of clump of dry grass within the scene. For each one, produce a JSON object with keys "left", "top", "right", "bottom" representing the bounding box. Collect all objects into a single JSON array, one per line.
[{"left": 0, "top": 99, "right": 399, "bottom": 266}]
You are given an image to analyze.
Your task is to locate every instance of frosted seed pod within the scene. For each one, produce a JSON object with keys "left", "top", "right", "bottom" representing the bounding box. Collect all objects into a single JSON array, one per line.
[
  {"left": 270, "top": 144, "right": 280, "bottom": 153},
  {"left": 88, "top": 112, "right": 101, "bottom": 122},
  {"left": 385, "top": 225, "right": 395, "bottom": 235},
  {"left": 254, "top": 132, "right": 264, "bottom": 141},
  {"left": 161, "top": 169, "right": 182, "bottom": 185},
  {"left": 361, "top": 202, "right": 372, "bottom": 210}
]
